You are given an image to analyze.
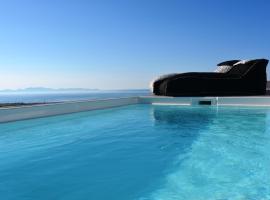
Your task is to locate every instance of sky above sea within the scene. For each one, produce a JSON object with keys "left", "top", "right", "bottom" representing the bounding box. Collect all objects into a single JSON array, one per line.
[{"left": 0, "top": 0, "right": 269, "bottom": 90}]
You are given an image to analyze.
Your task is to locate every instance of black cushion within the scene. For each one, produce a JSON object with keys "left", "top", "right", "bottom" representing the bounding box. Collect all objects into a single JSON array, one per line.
[{"left": 152, "top": 59, "right": 269, "bottom": 96}]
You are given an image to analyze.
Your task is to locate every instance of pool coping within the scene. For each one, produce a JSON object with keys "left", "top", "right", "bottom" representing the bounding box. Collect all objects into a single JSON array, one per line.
[
  {"left": 1, "top": 96, "right": 270, "bottom": 123},
  {"left": 0, "top": 97, "right": 138, "bottom": 123},
  {"left": 138, "top": 96, "right": 270, "bottom": 106}
]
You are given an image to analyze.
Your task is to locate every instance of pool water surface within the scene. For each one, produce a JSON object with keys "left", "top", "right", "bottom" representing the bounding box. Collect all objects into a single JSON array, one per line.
[{"left": 0, "top": 104, "right": 270, "bottom": 200}]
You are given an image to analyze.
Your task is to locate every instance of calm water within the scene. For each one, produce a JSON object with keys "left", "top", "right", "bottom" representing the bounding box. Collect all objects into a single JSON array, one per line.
[
  {"left": 0, "top": 104, "right": 270, "bottom": 199},
  {"left": 0, "top": 91, "right": 150, "bottom": 103}
]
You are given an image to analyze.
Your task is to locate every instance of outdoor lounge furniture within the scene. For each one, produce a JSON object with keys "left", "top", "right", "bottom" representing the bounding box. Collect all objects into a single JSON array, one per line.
[{"left": 152, "top": 59, "right": 269, "bottom": 96}]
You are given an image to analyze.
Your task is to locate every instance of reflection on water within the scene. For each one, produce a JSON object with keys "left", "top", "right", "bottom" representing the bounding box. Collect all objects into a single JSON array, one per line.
[
  {"left": 153, "top": 105, "right": 217, "bottom": 129},
  {"left": 152, "top": 106, "right": 218, "bottom": 153},
  {"left": 149, "top": 106, "right": 270, "bottom": 200}
]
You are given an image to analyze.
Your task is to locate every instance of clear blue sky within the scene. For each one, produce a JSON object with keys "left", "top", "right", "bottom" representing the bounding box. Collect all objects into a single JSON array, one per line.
[{"left": 0, "top": 0, "right": 269, "bottom": 89}]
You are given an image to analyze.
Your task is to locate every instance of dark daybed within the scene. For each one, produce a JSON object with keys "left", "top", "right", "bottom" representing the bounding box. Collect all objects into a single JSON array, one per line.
[{"left": 152, "top": 59, "right": 269, "bottom": 96}]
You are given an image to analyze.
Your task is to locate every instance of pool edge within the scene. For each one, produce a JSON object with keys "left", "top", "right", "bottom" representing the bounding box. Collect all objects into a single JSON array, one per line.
[
  {"left": 2, "top": 96, "right": 270, "bottom": 123},
  {"left": 0, "top": 97, "right": 139, "bottom": 123}
]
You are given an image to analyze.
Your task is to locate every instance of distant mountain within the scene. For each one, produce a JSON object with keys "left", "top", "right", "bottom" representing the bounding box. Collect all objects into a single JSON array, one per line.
[
  {"left": 0, "top": 87, "right": 100, "bottom": 93},
  {"left": 0, "top": 87, "right": 149, "bottom": 93}
]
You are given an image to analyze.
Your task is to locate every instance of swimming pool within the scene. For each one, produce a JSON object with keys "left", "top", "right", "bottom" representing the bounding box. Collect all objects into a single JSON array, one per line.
[{"left": 1, "top": 104, "right": 270, "bottom": 200}]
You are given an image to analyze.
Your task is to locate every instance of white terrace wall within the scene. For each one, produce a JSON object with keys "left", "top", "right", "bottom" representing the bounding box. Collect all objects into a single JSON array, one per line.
[
  {"left": 0, "top": 97, "right": 139, "bottom": 123},
  {"left": 138, "top": 96, "right": 270, "bottom": 106},
  {"left": 217, "top": 97, "right": 270, "bottom": 106}
]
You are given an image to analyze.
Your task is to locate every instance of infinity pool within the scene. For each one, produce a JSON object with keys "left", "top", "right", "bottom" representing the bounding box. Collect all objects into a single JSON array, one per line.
[{"left": 1, "top": 104, "right": 270, "bottom": 200}]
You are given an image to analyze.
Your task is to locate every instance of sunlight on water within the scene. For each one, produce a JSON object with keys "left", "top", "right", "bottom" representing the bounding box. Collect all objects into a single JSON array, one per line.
[
  {"left": 1, "top": 105, "right": 270, "bottom": 200},
  {"left": 143, "top": 107, "right": 270, "bottom": 200}
]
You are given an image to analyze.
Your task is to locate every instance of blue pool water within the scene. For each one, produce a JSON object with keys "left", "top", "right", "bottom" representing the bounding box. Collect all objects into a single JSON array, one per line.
[{"left": 1, "top": 104, "right": 270, "bottom": 200}]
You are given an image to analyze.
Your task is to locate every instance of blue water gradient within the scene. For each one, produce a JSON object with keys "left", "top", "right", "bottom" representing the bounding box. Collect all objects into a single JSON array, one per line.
[{"left": 0, "top": 105, "right": 270, "bottom": 200}]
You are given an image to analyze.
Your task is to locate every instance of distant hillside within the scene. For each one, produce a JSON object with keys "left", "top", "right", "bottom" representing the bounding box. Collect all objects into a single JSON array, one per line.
[
  {"left": 0, "top": 87, "right": 149, "bottom": 93},
  {"left": 0, "top": 87, "right": 100, "bottom": 93}
]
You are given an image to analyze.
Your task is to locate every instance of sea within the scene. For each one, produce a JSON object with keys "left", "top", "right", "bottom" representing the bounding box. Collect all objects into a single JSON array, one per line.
[{"left": 0, "top": 90, "right": 150, "bottom": 103}]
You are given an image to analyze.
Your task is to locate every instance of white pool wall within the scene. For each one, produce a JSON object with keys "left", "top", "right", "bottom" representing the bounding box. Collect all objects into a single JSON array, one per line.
[
  {"left": 217, "top": 96, "right": 270, "bottom": 106},
  {"left": 0, "top": 97, "right": 139, "bottom": 123},
  {"left": 138, "top": 96, "right": 270, "bottom": 106},
  {"left": 138, "top": 96, "right": 192, "bottom": 105}
]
